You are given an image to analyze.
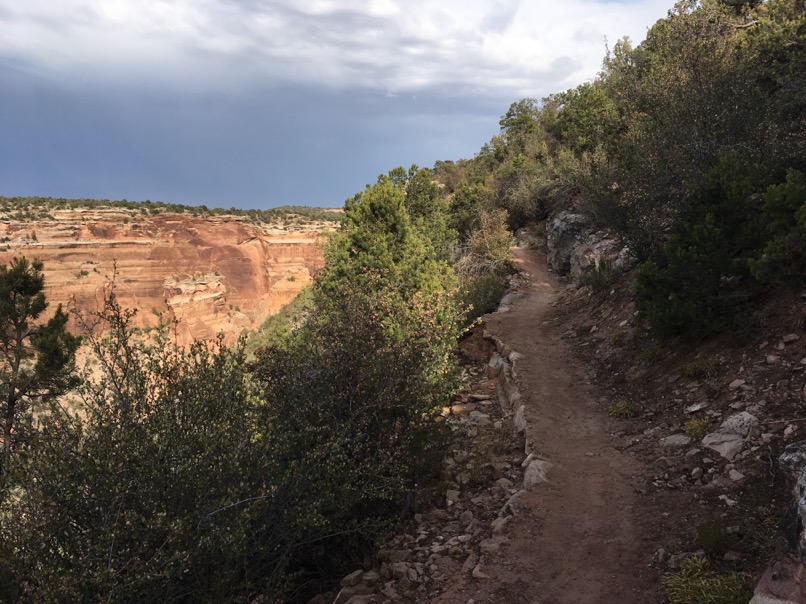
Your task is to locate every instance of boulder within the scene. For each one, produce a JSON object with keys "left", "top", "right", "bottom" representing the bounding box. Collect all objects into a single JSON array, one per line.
[
  {"left": 546, "top": 212, "right": 594, "bottom": 275},
  {"left": 702, "top": 412, "right": 760, "bottom": 460}
]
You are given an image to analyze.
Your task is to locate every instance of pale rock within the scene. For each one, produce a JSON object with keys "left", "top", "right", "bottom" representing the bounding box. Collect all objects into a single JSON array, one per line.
[
  {"left": 783, "top": 333, "right": 800, "bottom": 344},
  {"left": 471, "top": 564, "right": 491, "bottom": 580},
  {"left": 767, "top": 355, "right": 782, "bottom": 364},
  {"left": 729, "top": 469, "right": 745, "bottom": 481},
  {"left": 728, "top": 379, "right": 746, "bottom": 390},
  {"left": 702, "top": 412, "right": 760, "bottom": 460},
  {"left": 513, "top": 405, "right": 527, "bottom": 433},
  {"left": 721, "top": 412, "right": 760, "bottom": 437},
  {"left": 659, "top": 434, "right": 693, "bottom": 449},
  {"left": 523, "top": 458, "right": 552, "bottom": 488},
  {"left": 445, "top": 490, "right": 460, "bottom": 506},
  {"left": 685, "top": 402, "right": 709, "bottom": 414},
  {"left": 469, "top": 410, "right": 492, "bottom": 427},
  {"left": 486, "top": 353, "right": 503, "bottom": 379},
  {"left": 491, "top": 516, "right": 511, "bottom": 534},
  {"left": 461, "top": 553, "right": 479, "bottom": 575},
  {"left": 691, "top": 467, "right": 704, "bottom": 480},
  {"left": 341, "top": 570, "right": 364, "bottom": 587}
]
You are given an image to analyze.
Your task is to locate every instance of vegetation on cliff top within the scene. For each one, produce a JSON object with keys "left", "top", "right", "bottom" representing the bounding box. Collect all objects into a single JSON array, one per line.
[{"left": 0, "top": 196, "right": 341, "bottom": 225}]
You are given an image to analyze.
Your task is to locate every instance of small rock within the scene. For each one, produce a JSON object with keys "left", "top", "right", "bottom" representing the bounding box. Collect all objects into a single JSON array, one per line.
[
  {"left": 783, "top": 333, "right": 800, "bottom": 344},
  {"left": 784, "top": 424, "right": 799, "bottom": 439},
  {"left": 728, "top": 379, "right": 746, "bottom": 390},
  {"left": 446, "top": 490, "right": 460, "bottom": 505},
  {"left": 685, "top": 402, "right": 708, "bottom": 414},
  {"left": 723, "top": 551, "right": 742, "bottom": 562},
  {"left": 719, "top": 494, "right": 738, "bottom": 507},
  {"left": 461, "top": 553, "right": 478, "bottom": 575},
  {"left": 469, "top": 410, "right": 492, "bottom": 427},
  {"left": 491, "top": 516, "right": 511, "bottom": 534},
  {"left": 523, "top": 458, "right": 551, "bottom": 488},
  {"left": 729, "top": 469, "right": 745, "bottom": 481},
  {"left": 341, "top": 570, "right": 364, "bottom": 587},
  {"left": 659, "top": 434, "right": 692, "bottom": 449},
  {"left": 495, "top": 477, "right": 514, "bottom": 490},
  {"left": 766, "top": 355, "right": 781, "bottom": 364},
  {"left": 472, "top": 564, "right": 491, "bottom": 580},
  {"left": 691, "top": 467, "right": 704, "bottom": 480}
]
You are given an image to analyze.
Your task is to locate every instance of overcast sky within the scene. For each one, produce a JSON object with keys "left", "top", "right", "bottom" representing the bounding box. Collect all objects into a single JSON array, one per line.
[{"left": 1, "top": 0, "right": 671, "bottom": 209}]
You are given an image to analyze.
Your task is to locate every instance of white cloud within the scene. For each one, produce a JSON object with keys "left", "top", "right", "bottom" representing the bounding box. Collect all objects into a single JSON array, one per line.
[{"left": 0, "top": 0, "right": 671, "bottom": 100}]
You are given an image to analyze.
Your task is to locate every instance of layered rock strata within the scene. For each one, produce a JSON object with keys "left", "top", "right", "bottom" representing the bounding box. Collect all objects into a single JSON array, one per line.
[{"left": 0, "top": 208, "right": 331, "bottom": 345}]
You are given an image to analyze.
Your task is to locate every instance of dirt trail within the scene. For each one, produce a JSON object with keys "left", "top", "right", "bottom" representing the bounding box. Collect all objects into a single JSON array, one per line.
[{"left": 432, "top": 248, "right": 662, "bottom": 604}]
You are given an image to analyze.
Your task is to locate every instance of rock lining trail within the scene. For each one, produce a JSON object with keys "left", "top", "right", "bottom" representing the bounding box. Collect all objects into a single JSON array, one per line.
[{"left": 432, "top": 247, "right": 662, "bottom": 604}]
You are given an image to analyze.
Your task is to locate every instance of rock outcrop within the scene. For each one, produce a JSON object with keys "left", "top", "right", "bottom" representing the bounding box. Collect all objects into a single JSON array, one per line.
[
  {"left": 545, "top": 211, "right": 633, "bottom": 280},
  {"left": 0, "top": 208, "right": 332, "bottom": 345}
]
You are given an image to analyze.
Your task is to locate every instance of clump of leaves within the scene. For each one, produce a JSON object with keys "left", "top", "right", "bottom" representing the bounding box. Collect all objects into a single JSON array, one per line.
[
  {"left": 682, "top": 357, "right": 719, "bottom": 379},
  {"left": 685, "top": 418, "right": 711, "bottom": 439},
  {"left": 665, "top": 557, "right": 748, "bottom": 604},
  {"left": 608, "top": 400, "right": 638, "bottom": 419}
]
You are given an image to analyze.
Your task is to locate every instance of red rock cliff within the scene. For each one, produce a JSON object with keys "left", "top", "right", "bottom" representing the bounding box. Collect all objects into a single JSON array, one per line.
[{"left": 0, "top": 208, "right": 333, "bottom": 345}]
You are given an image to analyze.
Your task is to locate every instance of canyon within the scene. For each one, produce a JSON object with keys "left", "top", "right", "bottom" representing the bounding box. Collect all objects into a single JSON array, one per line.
[{"left": 0, "top": 207, "right": 335, "bottom": 345}]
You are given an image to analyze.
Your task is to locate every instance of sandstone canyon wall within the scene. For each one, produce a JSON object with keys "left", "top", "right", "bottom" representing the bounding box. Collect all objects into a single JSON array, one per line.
[{"left": 0, "top": 208, "right": 333, "bottom": 345}]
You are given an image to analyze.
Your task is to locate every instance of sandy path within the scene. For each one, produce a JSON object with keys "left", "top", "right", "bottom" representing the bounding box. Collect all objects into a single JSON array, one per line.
[{"left": 431, "top": 248, "right": 661, "bottom": 604}]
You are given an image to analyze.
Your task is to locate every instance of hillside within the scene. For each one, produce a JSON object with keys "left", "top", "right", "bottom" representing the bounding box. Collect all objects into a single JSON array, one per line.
[{"left": 0, "top": 202, "right": 336, "bottom": 345}]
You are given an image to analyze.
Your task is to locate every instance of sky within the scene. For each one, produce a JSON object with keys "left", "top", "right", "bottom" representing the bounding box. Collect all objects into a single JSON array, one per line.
[{"left": 0, "top": 0, "right": 672, "bottom": 210}]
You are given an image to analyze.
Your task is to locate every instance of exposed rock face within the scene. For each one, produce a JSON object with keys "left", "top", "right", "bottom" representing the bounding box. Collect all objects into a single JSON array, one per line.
[
  {"left": 0, "top": 208, "right": 332, "bottom": 345},
  {"left": 546, "top": 212, "right": 593, "bottom": 276},
  {"left": 545, "top": 211, "right": 634, "bottom": 279}
]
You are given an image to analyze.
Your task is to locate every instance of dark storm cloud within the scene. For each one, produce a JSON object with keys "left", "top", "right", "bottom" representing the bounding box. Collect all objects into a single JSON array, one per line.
[{"left": 0, "top": 0, "right": 672, "bottom": 208}]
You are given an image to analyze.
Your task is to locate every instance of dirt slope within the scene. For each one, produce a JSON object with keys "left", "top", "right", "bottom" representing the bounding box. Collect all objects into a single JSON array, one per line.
[{"left": 432, "top": 247, "right": 663, "bottom": 603}]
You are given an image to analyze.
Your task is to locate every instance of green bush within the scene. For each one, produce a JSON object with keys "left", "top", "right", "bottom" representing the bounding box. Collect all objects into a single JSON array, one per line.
[
  {"left": 665, "top": 557, "right": 749, "bottom": 604},
  {"left": 459, "top": 273, "right": 507, "bottom": 324},
  {"left": 682, "top": 357, "right": 720, "bottom": 379},
  {"left": 608, "top": 400, "right": 638, "bottom": 418},
  {"left": 685, "top": 419, "right": 711, "bottom": 438},
  {"left": 633, "top": 156, "right": 760, "bottom": 339}
]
